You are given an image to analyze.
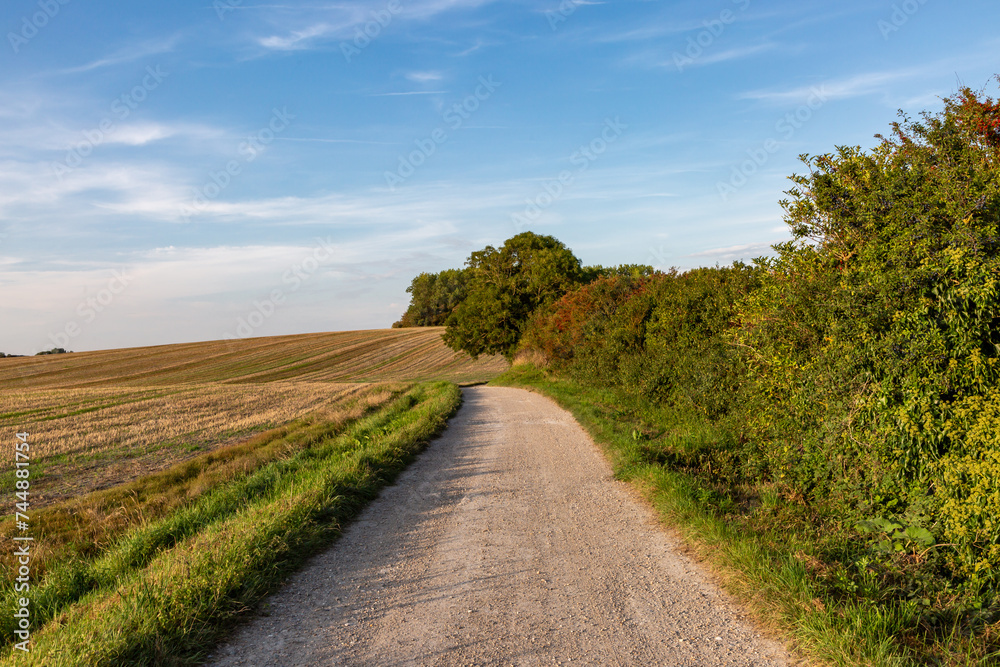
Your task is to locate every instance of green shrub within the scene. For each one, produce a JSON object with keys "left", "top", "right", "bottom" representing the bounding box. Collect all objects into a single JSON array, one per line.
[{"left": 932, "top": 394, "right": 1000, "bottom": 580}]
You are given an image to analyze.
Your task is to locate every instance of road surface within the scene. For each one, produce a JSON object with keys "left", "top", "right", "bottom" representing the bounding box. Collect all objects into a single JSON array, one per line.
[{"left": 208, "top": 386, "right": 791, "bottom": 666}]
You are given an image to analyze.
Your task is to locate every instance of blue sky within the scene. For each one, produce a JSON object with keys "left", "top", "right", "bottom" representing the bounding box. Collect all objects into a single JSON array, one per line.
[{"left": 1, "top": 0, "right": 998, "bottom": 353}]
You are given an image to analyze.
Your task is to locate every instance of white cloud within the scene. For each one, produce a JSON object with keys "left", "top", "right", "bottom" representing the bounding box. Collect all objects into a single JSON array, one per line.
[
  {"left": 405, "top": 71, "right": 445, "bottom": 83},
  {"left": 692, "top": 43, "right": 777, "bottom": 67},
  {"left": 253, "top": 0, "right": 501, "bottom": 52},
  {"left": 367, "top": 89, "right": 449, "bottom": 96},
  {"left": 0, "top": 227, "right": 472, "bottom": 353},
  {"left": 738, "top": 46, "right": 1000, "bottom": 106},
  {"left": 687, "top": 241, "right": 780, "bottom": 261},
  {"left": 739, "top": 68, "right": 925, "bottom": 105},
  {"left": 104, "top": 123, "right": 179, "bottom": 146},
  {"left": 595, "top": 20, "right": 703, "bottom": 44},
  {"left": 258, "top": 23, "right": 337, "bottom": 51}
]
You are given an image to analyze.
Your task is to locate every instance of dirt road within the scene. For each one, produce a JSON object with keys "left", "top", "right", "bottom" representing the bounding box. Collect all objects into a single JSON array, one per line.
[{"left": 208, "top": 386, "right": 791, "bottom": 666}]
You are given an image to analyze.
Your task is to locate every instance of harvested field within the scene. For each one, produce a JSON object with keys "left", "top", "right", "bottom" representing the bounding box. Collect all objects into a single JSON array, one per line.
[
  {"left": 0, "top": 382, "right": 383, "bottom": 507},
  {"left": 0, "top": 328, "right": 507, "bottom": 389}
]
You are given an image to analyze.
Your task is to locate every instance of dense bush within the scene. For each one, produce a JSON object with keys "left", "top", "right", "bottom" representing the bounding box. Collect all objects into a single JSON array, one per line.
[
  {"left": 734, "top": 83, "right": 1000, "bottom": 579},
  {"left": 523, "top": 265, "right": 760, "bottom": 419},
  {"left": 517, "top": 82, "right": 1000, "bottom": 583}
]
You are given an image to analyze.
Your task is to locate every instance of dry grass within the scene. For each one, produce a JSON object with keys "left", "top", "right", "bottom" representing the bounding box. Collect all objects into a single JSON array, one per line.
[
  {"left": 0, "top": 327, "right": 508, "bottom": 389},
  {"left": 512, "top": 348, "right": 549, "bottom": 367},
  {"left": 0, "top": 327, "right": 505, "bottom": 508}
]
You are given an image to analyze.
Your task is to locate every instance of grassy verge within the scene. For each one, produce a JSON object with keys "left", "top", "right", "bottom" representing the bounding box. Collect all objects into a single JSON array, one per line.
[
  {"left": 1, "top": 381, "right": 461, "bottom": 666},
  {"left": 493, "top": 365, "right": 998, "bottom": 667},
  {"left": 0, "top": 384, "right": 400, "bottom": 583}
]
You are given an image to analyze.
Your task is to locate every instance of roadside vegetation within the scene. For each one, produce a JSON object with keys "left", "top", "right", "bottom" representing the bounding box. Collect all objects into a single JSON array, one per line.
[
  {"left": 403, "top": 82, "right": 1000, "bottom": 664},
  {"left": 0, "top": 381, "right": 461, "bottom": 665}
]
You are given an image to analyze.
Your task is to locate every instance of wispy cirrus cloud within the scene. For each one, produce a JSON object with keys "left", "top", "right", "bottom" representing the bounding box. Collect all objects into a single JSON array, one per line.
[
  {"left": 738, "top": 68, "right": 925, "bottom": 105},
  {"left": 367, "top": 90, "right": 449, "bottom": 97},
  {"left": 618, "top": 38, "right": 777, "bottom": 72},
  {"left": 0, "top": 120, "right": 222, "bottom": 155},
  {"left": 405, "top": 70, "right": 445, "bottom": 83},
  {"left": 594, "top": 20, "right": 704, "bottom": 44},
  {"left": 54, "top": 35, "right": 183, "bottom": 75},
  {"left": 690, "top": 43, "right": 777, "bottom": 68},
  {"left": 258, "top": 22, "right": 341, "bottom": 51},
  {"left": 252, "top": 0, "right": 501, "bottom": 52},
  {"left": 738, "top": 46, "right": 1000, "bottom": 106}
]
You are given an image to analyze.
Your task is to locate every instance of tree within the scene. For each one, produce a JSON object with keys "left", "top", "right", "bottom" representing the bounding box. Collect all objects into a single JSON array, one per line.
[
  {"left": 393, "top": 268, "right": 470, "bottom": 327},
  {"left": 443, "top": 232, "right": 585, "bottom": 358}
]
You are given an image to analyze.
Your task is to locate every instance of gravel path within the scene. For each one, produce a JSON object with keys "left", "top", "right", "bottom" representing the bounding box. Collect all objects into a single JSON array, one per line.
[{"left": 208, "top": 386, "right": 792, "bottom": 666}]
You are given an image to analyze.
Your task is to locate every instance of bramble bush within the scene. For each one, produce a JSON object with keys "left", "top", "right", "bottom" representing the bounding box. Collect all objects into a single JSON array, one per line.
[{"left": 737, "top": 81, "right": 1000, "bottom": 581}]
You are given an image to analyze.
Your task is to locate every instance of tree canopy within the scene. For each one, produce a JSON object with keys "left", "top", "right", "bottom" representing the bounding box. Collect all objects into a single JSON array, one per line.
[
  {"left": 393, "top": 268, "right": 470, "bottom": 328},
  {"left": 442, "top": 232, "right": 586, "bottom": 359}
]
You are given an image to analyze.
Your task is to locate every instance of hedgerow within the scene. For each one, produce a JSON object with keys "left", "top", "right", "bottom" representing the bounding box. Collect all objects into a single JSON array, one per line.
[{"left": 517, "top": 82, "right": 1000, "bottom": 589}]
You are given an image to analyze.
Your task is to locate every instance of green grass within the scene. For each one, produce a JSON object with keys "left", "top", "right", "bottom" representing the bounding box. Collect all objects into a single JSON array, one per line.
[
  {"left": 493, "top": 365, "right": 999, "bottom": 667},
  {"left": 0, "top": 381, "right": 461, "bottom": 666}
]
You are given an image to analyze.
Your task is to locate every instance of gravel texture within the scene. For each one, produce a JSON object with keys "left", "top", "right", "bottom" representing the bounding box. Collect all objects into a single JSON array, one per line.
[{"left": 207, "top": 386, "right": 792, "bottom": 666}]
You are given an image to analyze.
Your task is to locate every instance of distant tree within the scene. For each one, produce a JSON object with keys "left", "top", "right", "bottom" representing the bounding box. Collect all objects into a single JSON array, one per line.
[
  {"left": 443, "top": 232, "right": 586, "bottom": 359},
  {"left": 35, "top": 348, "right": 69, "bottom": 355},
  {"left": 393, "top": 268, "right": 471, "bottom": 327}
]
